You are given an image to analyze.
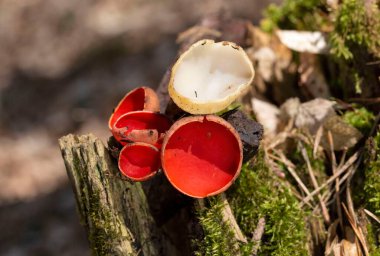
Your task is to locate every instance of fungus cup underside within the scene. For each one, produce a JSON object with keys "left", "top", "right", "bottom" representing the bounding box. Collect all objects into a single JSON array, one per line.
[{"left": 113, "top": 111, "right": 172, "bottom": 147}]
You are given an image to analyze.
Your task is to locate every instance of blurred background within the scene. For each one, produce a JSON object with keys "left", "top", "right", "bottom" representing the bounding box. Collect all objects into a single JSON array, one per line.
[{"left": 0, "top": 0, "right": 277, "bottom": 255}]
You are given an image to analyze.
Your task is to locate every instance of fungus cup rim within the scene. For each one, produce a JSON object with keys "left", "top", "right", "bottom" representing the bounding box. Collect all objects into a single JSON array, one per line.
[
  {"left": 112, "top": 110, "right": 172, "bottom": 146},
  {"left": 118, "top": 142, "right": 160, "bottom": 182},
  {"left": 168, "top": 39, "right": 255, "bottom": 114},
  {"left": 161, "top": 115, "right": 243, "bottom": 198},
  {"left": 108, "top": 86, "right": 160, "bottom": 130}
]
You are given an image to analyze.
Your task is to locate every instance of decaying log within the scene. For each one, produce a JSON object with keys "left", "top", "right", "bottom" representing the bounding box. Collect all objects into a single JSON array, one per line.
[{"left": 59, "top": 134, "right": 168, "bottom": 256}]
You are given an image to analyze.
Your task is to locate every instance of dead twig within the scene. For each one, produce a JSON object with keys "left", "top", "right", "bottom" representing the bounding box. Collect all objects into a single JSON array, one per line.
[
  {"left": 327, "top": 131, "right": 343, "bottom": 231},
  {"left": 313, "top": 126, "right": 323, "bottom": 158},
  {"left": 301, "top": 151, "right": 359, "bottom": 205},
  {"left": 364, "top": 209, "right": 380, "bottom": 225},
  {"left": 220, "top": 193, "right": 247, "bottom": 244},
  {"left": 342, "top": 204, "right": 370, "bottom": 256},
  {"left": 300, "top": 143, "right": 330, "bottom": 224},
  {"left": 251, "top": 217, "right": 265, "bottom": 256},
  {"left": 277, "top": 151, "right": 316, "bottom": 204},
  {"left": 266, "top": 158, "right": 286, "bottom": 179}
]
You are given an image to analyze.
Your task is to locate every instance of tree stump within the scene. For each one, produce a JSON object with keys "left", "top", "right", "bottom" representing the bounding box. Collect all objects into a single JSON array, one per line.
[{"left": 59, "top": 134, "right": 168, "bottom": 256}]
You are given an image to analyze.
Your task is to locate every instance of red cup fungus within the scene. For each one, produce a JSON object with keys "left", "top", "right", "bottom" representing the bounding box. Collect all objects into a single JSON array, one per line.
[
  {"left": 108, "top": 86, "right": 160, "bottom": 130},
  {"left": 109, "top": 44, "right": 254, "bottom": 190},
  {"left": 118, "top": 142, "right": 161, "bottom": 181},
  {"left": 112, "top": 111, "right": 172, "bottom": 147},
  {"left": 108, "top": 86, "right": 170, "bottom": 182},
  {"left": 161, "top": 115, "right": 243, "bottom": 198}
]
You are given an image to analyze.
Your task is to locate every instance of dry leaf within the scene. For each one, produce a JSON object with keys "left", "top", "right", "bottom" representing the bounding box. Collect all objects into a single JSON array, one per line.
[
  {"left": 295, "top": 98, "right": 336, "bottom": 134},
  {"left": 251, "top": 98, "right": 280, "bottom": 136},
  {"left": 341, "top": 227, "right": 362, "bottom": 256},
  {"left": 341, "top": 239, "right": 358, "bottom": 256},
  {"left": 253, "top": 47, "right": 276, "bottom": 82},
  {"left": 322, "top": 115, "right": 363, "bottom": 151},
  {"left": 325, "top": 220, "right": 339, "bottom": 255},
  {"left": 280, "top": 97, "right": 301, "bottom": 120},
  {"left": 276, "top": 30, "right": 329, "bottom": 54},
  {"left": 279, "top": 98, "right": 362, "bottom": 150}
]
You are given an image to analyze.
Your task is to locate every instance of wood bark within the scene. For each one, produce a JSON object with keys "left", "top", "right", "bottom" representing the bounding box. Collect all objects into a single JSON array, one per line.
[{"left": 59, "top": 134, "right": 168, "bottom": 256}]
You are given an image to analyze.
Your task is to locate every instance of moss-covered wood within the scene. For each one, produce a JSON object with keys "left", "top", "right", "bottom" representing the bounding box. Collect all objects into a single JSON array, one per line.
[
  {"left": 58, "top": 134, "right": 164, "bottom": 256},
  {"left": 194, "top": 151, "right": 309, "bottom": 256}
]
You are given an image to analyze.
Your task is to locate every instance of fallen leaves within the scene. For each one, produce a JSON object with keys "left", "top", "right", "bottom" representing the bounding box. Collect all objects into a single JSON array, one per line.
[{"left": 276, "top": 30, "right": 329, "bottom": 54}]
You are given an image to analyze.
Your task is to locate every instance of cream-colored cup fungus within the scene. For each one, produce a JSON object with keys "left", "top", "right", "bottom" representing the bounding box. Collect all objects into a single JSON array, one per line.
[{"left": 169, "top": 40, "right": 254, "bottom": 114}]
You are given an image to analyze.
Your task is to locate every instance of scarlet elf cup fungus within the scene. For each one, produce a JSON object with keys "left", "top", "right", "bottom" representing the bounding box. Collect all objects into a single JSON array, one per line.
[
  {"left": 108, "top": 86, "right": 160, "bottom": 130},
  {"left": 108, "top": 86, "right": 172, "bottom": 181},
  {"left": 112, "top": 111, "right": 172, "bottom": 147},
  {"left": 161, "top": 115, "right": 243, "bottom": 198},
  {"left": 168, "top": 40, "right": 254, "bottom": 114},
  {"left": 118, "top": 142, "right": 161, "bottom": 181}
]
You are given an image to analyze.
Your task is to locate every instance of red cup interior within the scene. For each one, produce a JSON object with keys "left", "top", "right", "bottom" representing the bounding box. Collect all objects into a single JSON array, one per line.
[
  {"left": 118, "top": 143, "right": 160, "bottom": 181},
  {"left": 109, "top": 88, "right": 146, "bottom": 129},
  {"left": 162, "top": 116, "right": 242, "bottom": 198}
]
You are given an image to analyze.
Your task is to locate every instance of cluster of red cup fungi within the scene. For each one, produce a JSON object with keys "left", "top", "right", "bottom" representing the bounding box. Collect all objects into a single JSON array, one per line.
[{"left": 109, "top": 86, "right": 243, "bottom": 198}]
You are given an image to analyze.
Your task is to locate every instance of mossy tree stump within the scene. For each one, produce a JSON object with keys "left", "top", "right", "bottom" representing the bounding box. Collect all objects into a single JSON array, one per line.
[{"left": 59, "top": 134, "right": 169, "bottom": 256}]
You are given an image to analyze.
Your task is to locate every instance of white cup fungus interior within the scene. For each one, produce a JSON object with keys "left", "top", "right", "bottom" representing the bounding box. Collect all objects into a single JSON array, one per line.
[{"left": 173, "top": 42, "right": 252, "bottom": 103}]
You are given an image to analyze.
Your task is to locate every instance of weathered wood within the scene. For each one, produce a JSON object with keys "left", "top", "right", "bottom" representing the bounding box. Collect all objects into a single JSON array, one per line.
[
  {"left": 223, "top": 110, "right": 263, "bottom": 162},
  {"left": 58, "top": 134, "right": 164, "bottom": 256}
]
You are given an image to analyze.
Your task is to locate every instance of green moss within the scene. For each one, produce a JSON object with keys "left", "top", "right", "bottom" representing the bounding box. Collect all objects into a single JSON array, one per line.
[
  {"left": 260, "top": 0, "right": 328, "bottom": 32},
  {"left": 342, "top": 107, "right": 375, "bottom": 135},
  {"left": 86, "top": 191, "right": 127, "bottom": 255},
  {"left": 367, "top": 222, "right": 380, "bottom": 256},
  {"left": 194, "top": 196, "right": 252, "bottom": 256},
  {"left": 194, "top": 151, "right": 309, "bottom": 255},
  {"left": 330, "top": 0, "right": 380, "bottom": 60},
  {"left": 216, "top": 103, "right": 241, "bottom": 117},
  {"left": 73, "top": 152, "right": 133, "bottom": 256},
  {"left": 229, "top": 151, "right": 309, "bottom": 256},
  {"left": 261, "top": 0, "right": 380, "bottom": 60},
  {"left": 351, "top": 129, "right": 380, "bottom": 255},
  {"left": 260, "top": 0, "right": 380, "bottom": 98},
  {"left": 359, "top": 130, "right": 380, "bottom": 254},
  {"left": 364, "top": 131, "right": 380, "bottom": 216}
]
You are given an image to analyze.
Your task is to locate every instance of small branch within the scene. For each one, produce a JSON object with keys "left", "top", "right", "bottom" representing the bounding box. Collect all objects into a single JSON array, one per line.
[
  {"left": 277, "top": 152, "right": 315, "bottom": 203},
  {"left": 328, "top": 131, "right": 343, "bottom": 231},
  {"left": 301, "top": 151, "right": 359, "bottom": 205},
  {"left": 220, "top": 193, "right": 248, "bottom": 243},
  {"left": 251, "top": 217, "right": 265, "bottom": 256},
  {"left": 364, "top": 209, "right": 380, "bottom": 225},
  {"left": 313, "top": 126, "right": 323, "bottom": 158},
  {"left": 300, "top": 143, "right": 330, "bottom": 225}
]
